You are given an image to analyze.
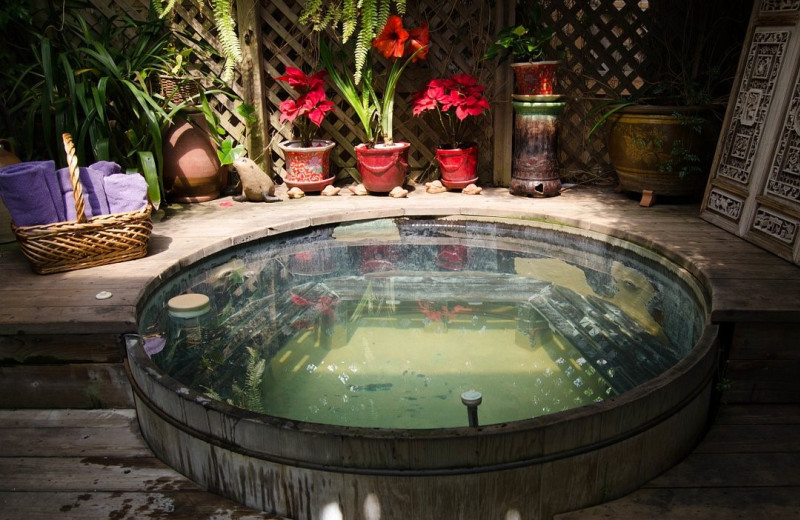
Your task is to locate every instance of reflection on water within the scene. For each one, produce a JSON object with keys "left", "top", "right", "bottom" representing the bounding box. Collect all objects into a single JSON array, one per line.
[{"left": 138, "top": 219, "right": 703, "bottom": 429}]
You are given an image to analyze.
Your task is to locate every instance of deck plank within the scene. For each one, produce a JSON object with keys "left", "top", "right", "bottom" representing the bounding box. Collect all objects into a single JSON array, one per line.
[
  {"left": 0, "top": 491, "right": 283, "bottom": 519},
  {"left": 553, "top": 488, "right": 800, "bottom": 520}
]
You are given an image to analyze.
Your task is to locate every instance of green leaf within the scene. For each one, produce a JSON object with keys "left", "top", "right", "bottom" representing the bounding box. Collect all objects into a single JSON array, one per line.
[
  {"left": 137, "top": 150, "right": 161, "bottom": 210},
  {"left": 217, "top": 137, "right": 245, "bottom": 165}
]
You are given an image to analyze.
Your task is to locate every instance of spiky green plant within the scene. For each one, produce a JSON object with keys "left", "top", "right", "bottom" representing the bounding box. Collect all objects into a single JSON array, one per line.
[{"left": 300, "top": 0, "right": 406, "bottom": 84}]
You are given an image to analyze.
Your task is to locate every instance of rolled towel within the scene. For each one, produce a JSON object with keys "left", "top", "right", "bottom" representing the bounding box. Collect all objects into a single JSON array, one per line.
[
  {"left": 0, "top": 160, "right": 62, "bottom": 226},
  {"left": 103, "top": 172, "right": 149, "bottom": 213},
  {"left": 56, "top": 165, "right": 114, "bottom": 220}
]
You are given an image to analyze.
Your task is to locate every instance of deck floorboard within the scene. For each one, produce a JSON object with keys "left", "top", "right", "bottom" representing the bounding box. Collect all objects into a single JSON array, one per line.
[{"left": 2, "top": 187, "right": 799, "bottom": 518}]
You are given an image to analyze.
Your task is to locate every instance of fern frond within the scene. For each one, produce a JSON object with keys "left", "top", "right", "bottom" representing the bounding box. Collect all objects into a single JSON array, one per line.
[
  {"left": 375, "top": 0, "right": 390, "bottom": 38},
  {"left": 151, "top": 0, "right": 177, "bottom": 19},
  {"left": 212, "top": 0, "right": 243, "bottom": 82},
  {"left": 395, "top": 0, "right": 406, "bottom": 15},
  {"left": 342, "top": 0, "right": 357, "bottom": 42},
  {"left": 353, "top": 0, "right": 378, "bottom": 84},
  {"left": 298, "top": 0, "right": 323, "bottom": 27},
  {"left": 243, "top": 347, "right": 266, "bottom": 413}
]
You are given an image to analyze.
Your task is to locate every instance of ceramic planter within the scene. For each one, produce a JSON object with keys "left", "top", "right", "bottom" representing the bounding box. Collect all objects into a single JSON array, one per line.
[
  {"left": 163, "top": 112, "right": 223, "bottom": 203},
  {"left": 435, "top": 144, "right": 478, "bottom": 189},
  {"left": 510, "top": 61, "right": 560, "bottom": 96},
  {"left": 511, "top": 100, "right": 566, "bottom": 197},
  {"left": 606, "top": 105, "right": 720, "bottom": 200},
  {"left": 277, "top": 140, "right": 336, "bottom": 192},
  {"left": 355, "top": 142, "right": 410, "bottom": 193}
]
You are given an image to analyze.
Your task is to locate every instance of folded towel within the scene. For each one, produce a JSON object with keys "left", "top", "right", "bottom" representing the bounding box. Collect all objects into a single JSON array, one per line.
[
  {"left": 104, "top": 173, "right": 149, "bottom": 213},
  {"left": 0, "top": 161, "right": 62, "bottom": 226},
  {"left": 90, "top": 161, "right": 122, "bottom": 176},
  {"left": 56, "top": 165, "right": 115, "bottom": 220}
]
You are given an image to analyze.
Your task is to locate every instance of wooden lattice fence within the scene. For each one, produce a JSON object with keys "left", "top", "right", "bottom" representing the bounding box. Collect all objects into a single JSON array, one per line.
[{"left": 90, "top": 0, "right": 655, "bottom": 187}]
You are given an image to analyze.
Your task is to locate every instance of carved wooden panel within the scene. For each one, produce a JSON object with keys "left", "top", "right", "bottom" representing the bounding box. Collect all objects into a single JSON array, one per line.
[
  {"left": 702, "top": 4, "right": 800, "bottom": 265},
  {"left": 760, "top": 0, "right": 800, "bottom": 13}
]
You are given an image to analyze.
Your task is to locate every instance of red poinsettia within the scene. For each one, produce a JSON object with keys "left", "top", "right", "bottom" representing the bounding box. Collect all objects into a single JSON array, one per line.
[
  {"left": 276, "top": 67, "right": 334, "bottom": 147},
  {"left": 411, "top": 73, "right": 490, "bottom": 148}
]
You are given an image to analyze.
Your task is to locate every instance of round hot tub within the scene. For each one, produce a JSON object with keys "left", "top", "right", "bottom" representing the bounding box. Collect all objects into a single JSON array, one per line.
[{"left": 127, "top": 217, "right": 717, "bottom": 520}]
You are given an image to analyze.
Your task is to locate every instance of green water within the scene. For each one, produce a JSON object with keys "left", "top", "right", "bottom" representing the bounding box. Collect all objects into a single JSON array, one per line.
[{"left": 261, "top": 304, "right": 612, "bottom": 428}]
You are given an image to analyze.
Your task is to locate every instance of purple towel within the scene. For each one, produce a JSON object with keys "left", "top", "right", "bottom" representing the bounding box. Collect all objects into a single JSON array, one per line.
[
  {"left": 103, "top": 173, "right": 149, "bottom": 213},
  {"left": 56, "top": 164, "right": 117, "bottom": 220},
  {"left": 0, "top": 161, "right": 62, "bottom": 226}
]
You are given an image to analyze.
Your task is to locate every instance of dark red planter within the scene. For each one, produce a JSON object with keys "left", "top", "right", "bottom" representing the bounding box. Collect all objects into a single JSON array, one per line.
[
  {"left": 355, "top": 142, "right": 410, "bottom": 193},
  {"left": 435, "top": 144, "right": 478, "bottom": 189}
]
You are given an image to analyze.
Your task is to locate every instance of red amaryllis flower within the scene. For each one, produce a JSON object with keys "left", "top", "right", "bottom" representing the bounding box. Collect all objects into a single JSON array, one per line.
[
  {"left": 407, "top": 22, "right": 429, "bottom": 62},
  {"left": 373, "top": 15, "right": 409, "bottom": 59}
]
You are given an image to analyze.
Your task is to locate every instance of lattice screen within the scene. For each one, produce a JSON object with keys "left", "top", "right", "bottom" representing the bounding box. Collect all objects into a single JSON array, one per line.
[{"left": 91, "top": 0, "right": 653, "bottom": 186}]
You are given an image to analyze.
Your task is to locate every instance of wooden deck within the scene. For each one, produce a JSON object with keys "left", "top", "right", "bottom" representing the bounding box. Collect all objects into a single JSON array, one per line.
[{"left": 1, "top": 185, "right": 800, "bottom": 518}]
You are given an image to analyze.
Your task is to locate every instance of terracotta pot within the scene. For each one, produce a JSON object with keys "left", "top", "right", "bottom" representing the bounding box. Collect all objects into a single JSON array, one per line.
[
  {"left": 510, "top": 61, "right": 560, "bottom": 96},
  {"left": 163, "top": 112, "right": 223, "bottom": 203},
  {"left": 277, "top": 140, "right": 336, "bottom": 191},
  {"left": 435, "top": 144, "right": 478, "bottom": 189},
  {"left": 355, "top": 142, "right": 410, "bottom": 193},
  {"left": 606, "top": 105, "right": 720, "bottom": 198}
]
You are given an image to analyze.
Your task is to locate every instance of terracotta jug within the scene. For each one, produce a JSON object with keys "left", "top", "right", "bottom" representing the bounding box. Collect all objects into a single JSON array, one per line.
[
  {"left": 0, "top": 139, "right": 21, "bottom": 168},
  {"left": 162, "top": 112, "right": 222, "bottom": 203}
]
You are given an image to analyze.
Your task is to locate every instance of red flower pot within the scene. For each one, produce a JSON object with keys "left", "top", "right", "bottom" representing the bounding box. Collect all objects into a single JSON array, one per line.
[
  {"left": 355, "top": 142, "right": 410, "bottom": 193},
  {"left": 510, "top": 61, "right": 560, "bottom": 96},
  {"left": 277, "top": 140, "right": 336, "bottom": 192},
  {"left": 435, "top": 144, "right": 478, "bottom": 189}
]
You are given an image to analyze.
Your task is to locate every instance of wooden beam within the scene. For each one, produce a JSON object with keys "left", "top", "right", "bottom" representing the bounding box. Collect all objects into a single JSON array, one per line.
[
  {"left": 492, "top": 0, "right": 515, "bottom": 186},
  {"left": 237, "top": 0, "right": 271, "bottom": 171}
]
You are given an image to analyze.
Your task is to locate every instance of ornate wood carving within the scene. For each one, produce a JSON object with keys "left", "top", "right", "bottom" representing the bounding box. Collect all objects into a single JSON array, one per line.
[
  {"left": 760, "top": 0, "right": 800, "bottom": 13},
  {"left": 717, "top": 29, "right": 791, "bottom": 186},
  {"left": 702, "top": 4, "right": 800, "bottom": 265}
]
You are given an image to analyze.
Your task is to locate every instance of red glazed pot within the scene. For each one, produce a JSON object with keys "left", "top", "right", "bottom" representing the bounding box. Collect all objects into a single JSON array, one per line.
[
  {"left": 435, "top": 144, "right": 478, "bottom": 189},
  {"left": 277, "top": 140, "right": 336, "bottom": 191},
  {"left": 510, "top": 61, "right": 560, "bottom": 96},
  {"left": 355, "top": 142, "right": 410, "bottom": 193}
]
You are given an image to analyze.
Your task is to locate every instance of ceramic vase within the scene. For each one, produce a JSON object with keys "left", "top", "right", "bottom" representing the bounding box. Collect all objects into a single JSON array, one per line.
[
  {"left": 277, "top": 140, "right": 336, "bottom": 192},
  {"left": 435, "top": 144, "right": 478, "bottom": 189},
  {"left": 355, "top": 142, "right": 410, "bottom": 193},
  {"left": 510, "top": 61, "right": 561, "bottom": 97}
]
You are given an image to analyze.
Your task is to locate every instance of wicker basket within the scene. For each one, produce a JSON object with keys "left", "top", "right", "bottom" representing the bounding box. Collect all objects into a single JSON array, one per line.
[
  {"left": 12, "top": 134, "right": 152, "bottom": 274},
  {"left": 159, "top": 75, "right": 201, "bottom": 105}
]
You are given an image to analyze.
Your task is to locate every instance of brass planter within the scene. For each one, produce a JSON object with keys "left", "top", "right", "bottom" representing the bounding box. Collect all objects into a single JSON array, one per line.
[{"left": 607, "top": 105, "right": 720, "bottom": 199}]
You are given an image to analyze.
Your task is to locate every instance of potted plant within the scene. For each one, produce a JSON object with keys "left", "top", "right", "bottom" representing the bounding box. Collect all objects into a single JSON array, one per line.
[
  {"left": 321, "top": 14, "right": 428, "bottom": 193},
  {"left": 484, "top": 2, "right": 558, "bottom": 97},
  {"left": 588, "top": 0, "right": 750, "bottom": 204},
  {"left": 274, "top": 67, "right": 336, "bottom": 192},
  {"left": 163, "top": 92, "right": 254, "bottom": 202},
  {"left": 411, "top": 73, "right": 490, "bottom": 189}
]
